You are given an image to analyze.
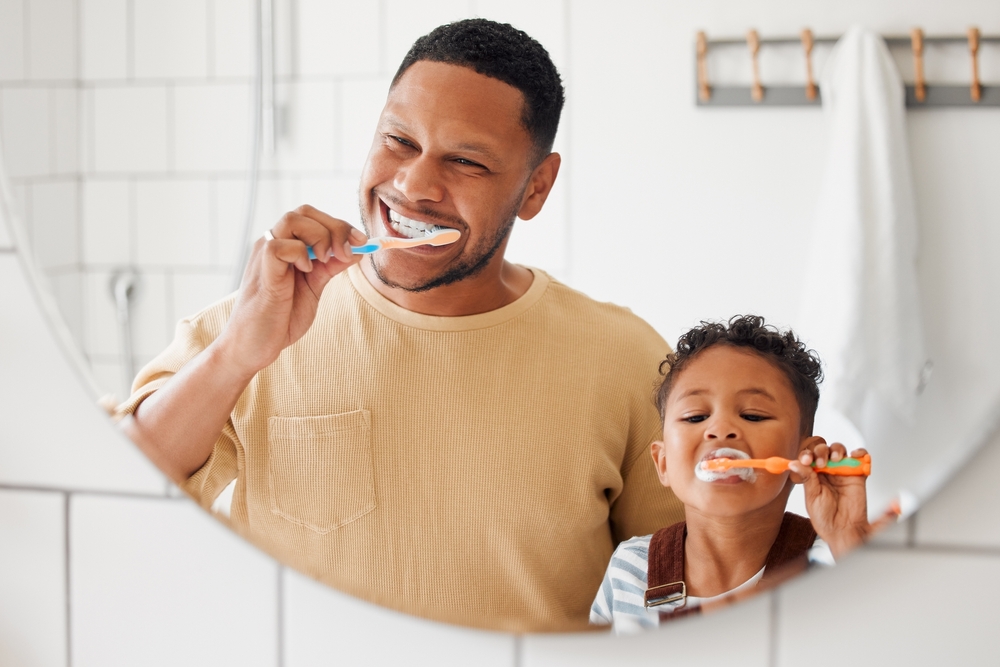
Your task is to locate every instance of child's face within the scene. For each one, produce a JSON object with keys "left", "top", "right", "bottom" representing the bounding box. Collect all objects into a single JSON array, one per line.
[{"left": 651, "top": 345, "right": 807, "bottom": 518}]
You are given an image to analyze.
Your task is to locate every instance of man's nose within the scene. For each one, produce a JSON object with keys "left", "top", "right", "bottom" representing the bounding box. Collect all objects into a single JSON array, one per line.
[{"left": 393, "top": 156, "right": 445, "bottom": 203}]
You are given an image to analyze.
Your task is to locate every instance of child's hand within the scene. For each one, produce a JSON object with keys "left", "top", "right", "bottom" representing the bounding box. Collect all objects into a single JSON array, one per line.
[{"left": 788, "top": 441, "right": 873, "bottom": 559}]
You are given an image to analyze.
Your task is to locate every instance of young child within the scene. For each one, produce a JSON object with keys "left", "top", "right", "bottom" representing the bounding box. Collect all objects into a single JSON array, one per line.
[{"left": 590, "top": 315, "right": 886, "bottom": 635}]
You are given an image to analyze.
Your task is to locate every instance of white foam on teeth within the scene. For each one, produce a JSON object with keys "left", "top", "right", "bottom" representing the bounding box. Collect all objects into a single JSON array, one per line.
[{"left": 695, "top": 447, "right": 757, "bottom": 483}]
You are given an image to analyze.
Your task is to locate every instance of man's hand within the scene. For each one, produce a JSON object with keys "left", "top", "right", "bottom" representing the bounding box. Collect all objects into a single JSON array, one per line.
[
  {"left": 788, "top": 441, "right": 875, "bottom": 559},
  {"left": 125, "top": 205, "right": 366, "bottom": 482},
  {"left": 219, "top": 205, "right": 367, "bottom": 376}
]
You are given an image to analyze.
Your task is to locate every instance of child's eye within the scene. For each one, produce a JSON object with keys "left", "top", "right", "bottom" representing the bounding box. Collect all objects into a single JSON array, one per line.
[
  {"left": 741, "top": 414, "right": 768, "bottom": 422},
  {"left": 682, "top": 415, "right": 708, "bottom": 423}
]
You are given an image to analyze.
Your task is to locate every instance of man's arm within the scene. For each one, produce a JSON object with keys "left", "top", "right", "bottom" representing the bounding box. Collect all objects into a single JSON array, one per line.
[{"left": 122, "top": 206, "right": 366, "bottom": 482}]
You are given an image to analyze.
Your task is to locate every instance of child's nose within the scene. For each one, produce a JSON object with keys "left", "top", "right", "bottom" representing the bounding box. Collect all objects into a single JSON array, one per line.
[{"left": 705, "top": 415, "right": 742, "bottom": 440}]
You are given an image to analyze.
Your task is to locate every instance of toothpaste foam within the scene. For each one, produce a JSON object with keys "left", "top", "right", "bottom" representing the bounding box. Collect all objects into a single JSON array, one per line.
[{"left": 695, "top": 447, "right": 757, "bottom": 483}]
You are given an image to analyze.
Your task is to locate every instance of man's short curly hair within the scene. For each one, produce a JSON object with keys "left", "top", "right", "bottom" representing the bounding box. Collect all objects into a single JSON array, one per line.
[
  {"left": 655, "top": 315, "right": 824, "bottom": 435},
  {"left": 392, "top": 18, "right": 565, "bottom": 161}
]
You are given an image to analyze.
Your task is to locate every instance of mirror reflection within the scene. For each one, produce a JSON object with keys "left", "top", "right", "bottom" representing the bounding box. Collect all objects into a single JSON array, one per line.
[{"left": 3, "top": 0, "right": 999, "bottom": 634}]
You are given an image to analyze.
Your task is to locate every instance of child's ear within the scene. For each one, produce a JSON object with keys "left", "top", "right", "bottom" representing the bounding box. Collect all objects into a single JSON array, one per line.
[{"left": 649, "top": 441, "right": 671, "bottom": 487}]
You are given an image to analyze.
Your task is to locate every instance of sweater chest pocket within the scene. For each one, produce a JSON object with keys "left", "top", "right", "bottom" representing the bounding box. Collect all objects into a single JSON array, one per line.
[{"left": 266, "top": 411, "right": 376, "bottom": 534}]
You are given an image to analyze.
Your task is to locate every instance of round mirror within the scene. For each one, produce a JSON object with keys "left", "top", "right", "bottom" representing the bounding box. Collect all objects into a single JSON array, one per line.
[{"left": 2, "top": 0, "right": 998, "bottom": 635}]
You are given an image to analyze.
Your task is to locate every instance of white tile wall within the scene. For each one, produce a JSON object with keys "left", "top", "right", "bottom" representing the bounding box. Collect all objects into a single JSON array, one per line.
[
  {"left": 283, "top": 568, "right": 516, "bottom": 667},
  {"left": 383, "top": 0, "right": 474, "bottom": 75},
  {"left": 89, "top": 86, "right": 169, "bottom": 172},
  {"left": 173, "top": 82, "right": 252, "bottom": 171},
  {"left": 70, "top": 494, "right": 279, "bottom": 667},
  {"left": 52, "top": 87, "right": 79, "bottom": 174},
  {"left": 263, "top": 81, "right": 337, "bottom": 171},
  {"left": 30, "top": 180, "right": 79, "bottom": 270},
  {"left": 0, "top": 87, "right": 51, "bottom": 178},
  {"left": 296, "top": 0, "right": 381, "bottom": 77},
  {"left": 27, "top": 0, "right": 78, "bottom": 81},
  {"left": 82, "top": 179, "right": 130, "bottom": 265},
  {"left": 80, "top": 0, "right": 128, "bottom": 80},
  {"left": 133, "top": 0, "right": 209, "bottom": 79},
  {"left": 0, "top": 489, "right": 66, "bottom": 667},
  {"left": 48, "top": 271, "right": 85, "bottom": 348},
  {"left": 298, "top": 175, "right": 363, "bottom": 223},
  {"left": 84, "top": 268, "right": 169, "bottom": 359},
  {"left": 211, "top": 0, "right": 254, "bottom": 78},
  {"left": 0, "top": 0, "right": 26, "bottom": 81},
  {"left": 524, "top": 593, "right": 772, "bottom": 666},
  {"left": 128, "top": 269, "right": 170, "bottom": 357},
  {"left": 339, "top": 77, "right": 390, "bottom": 172},
  {"left": 135, "top": 179, "right": 212, "bottom": 266},
  {"left": 171, "top": 271, "right": 232, "bottom": 323}
]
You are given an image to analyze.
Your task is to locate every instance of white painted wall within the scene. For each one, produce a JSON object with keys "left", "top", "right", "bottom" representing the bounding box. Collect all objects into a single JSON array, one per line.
[{"left": 2, "top": 0, "right": 1000, "bottom": 664}]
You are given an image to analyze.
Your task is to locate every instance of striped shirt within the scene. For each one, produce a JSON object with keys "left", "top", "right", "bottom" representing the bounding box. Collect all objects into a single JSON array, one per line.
[{"left": 590, "top": 531, "right": 834, "bottom": 635}]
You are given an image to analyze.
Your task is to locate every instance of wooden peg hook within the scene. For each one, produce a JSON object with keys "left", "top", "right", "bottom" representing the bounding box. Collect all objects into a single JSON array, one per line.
[
  {"left": 747, "top": 30, "right": 763, "bottom": 102},
  {"left": 911, "top": 28, "right": 926, "bottom": 103},
  {"left": 969, "top": 27, "right": 982, "bottom": 103},
  {"left": 801, "top": 29, "right": 816, "bottom": 101},
  {"left": 696, "top": 31, "right": 711, "bottom": 102}
]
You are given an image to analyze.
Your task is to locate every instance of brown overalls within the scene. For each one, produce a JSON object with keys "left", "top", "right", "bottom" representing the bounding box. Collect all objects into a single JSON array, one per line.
[{"left": 643, "top": 512, "right": 817, "bottom": 621}]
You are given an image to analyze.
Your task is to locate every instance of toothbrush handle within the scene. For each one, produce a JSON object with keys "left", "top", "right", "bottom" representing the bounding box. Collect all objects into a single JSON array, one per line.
[
  {"left": 306, "top": 243, "right": 380, "bottom": 260},
  {"left": 814, "top": 454, "right": 871, "bottom": 477}
]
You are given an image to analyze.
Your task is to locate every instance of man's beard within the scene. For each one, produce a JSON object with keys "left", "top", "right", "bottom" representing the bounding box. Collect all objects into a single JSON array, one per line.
[{"left": 360, "top": 193, "right": 521, "bottom": 294}]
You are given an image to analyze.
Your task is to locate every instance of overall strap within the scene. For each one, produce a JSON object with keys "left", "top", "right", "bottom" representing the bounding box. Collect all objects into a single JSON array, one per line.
[
  {"left": 761, "top": 512, "right": 817, "bottom": 584},
  {"left": 644, "top": 521, "right": 700, "bottom": 620}
]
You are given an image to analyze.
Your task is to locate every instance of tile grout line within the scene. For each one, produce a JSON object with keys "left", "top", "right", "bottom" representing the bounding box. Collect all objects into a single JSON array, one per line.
[{"left": 0, "top": 482, "right": 176, "bottom": 500}]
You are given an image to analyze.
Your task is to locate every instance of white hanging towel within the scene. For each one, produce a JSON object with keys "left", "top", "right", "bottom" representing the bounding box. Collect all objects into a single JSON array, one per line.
[{"left": 800, "top": 26, "right": 931, "bottom": 434}]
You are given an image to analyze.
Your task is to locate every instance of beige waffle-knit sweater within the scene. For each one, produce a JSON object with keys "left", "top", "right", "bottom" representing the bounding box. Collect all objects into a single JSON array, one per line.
[{"left": 119, "top": 264, "right": 684, "bottom": 632}]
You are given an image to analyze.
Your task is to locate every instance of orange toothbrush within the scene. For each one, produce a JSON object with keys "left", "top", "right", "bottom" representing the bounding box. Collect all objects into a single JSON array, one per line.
[{"left": 700, "top": 454, "right": 871, "bottom": 477}]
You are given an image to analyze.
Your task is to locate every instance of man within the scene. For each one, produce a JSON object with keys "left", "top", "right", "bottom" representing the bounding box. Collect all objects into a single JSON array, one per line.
[{"left": 120, "top": 19, "right": 682, "bottom": 632}]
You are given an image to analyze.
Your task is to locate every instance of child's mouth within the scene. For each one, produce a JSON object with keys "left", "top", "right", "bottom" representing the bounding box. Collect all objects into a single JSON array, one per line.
[{"left": 695, "top": 448, "right": 757, "bottom": 484}]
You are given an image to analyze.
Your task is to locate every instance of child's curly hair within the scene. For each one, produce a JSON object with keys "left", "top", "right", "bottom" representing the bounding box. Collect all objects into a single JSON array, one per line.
[{"left": 655, "top": 315, "right": 824, "bottom": 435}]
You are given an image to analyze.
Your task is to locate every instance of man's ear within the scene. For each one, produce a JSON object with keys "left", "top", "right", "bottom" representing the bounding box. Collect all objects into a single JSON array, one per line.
[
  {"left": 516, "top": 152, "right": 561, "bottom": 221},
  {"left": 649, "top": 441, "right": 671, "bottom": 487}
]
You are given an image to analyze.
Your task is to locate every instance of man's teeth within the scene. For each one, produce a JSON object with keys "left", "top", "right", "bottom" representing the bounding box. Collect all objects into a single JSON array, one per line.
[{"left": 388, "top": 209, "right": 445, "bottom": 239}]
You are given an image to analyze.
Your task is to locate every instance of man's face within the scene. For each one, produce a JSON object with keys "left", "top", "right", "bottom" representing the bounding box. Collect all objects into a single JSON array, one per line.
[
  {"left": 651, "top": 346, "right": 806, "bottom": 519},
  {"left": 358, "top": 61, "right": 537, "bottom": 292}
]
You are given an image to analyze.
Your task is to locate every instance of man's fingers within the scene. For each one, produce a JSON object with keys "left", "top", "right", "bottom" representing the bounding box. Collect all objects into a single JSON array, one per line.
[
  {"left": 273, "top": 206, "right": 367, "bottom": 264},
  {"left": 267, "top": 238, "right": 314, "bottom": 274}
]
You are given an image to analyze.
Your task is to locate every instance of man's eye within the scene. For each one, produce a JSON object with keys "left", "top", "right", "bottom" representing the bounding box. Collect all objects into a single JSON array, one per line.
[
  {"left": 454, "top": 157, "right": 484, "bottom": 168},
  {"left": 390, "top": 135, "right": 414, "bottom": 148}
]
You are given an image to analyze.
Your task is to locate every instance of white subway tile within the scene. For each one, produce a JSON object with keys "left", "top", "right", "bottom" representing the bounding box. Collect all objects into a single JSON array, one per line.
[
  {"left": 776, "top": 549, "right": 1000, "bottom": 666},
  {"left": 523, "top": 592, "right": 771, "bottom": 666},
  {"left": 53, "top": 87, "right": 79, "bottom": 173},
  {"left": 915, "top": 427, "right": 1000, "bottom": 548},
  {"left": 71, "top": 495, "right": 279, "bottom": 667},
  {"left": 80, "top": 0, "right": 128, "bottom": 80},
  {"left": 212, "top": 0, "right": 254, "bottom": 77},
  {"left": 84, "top": 268, "right": 169, "bottom": 363},
  {"left": 135, "top": 180, "right": 212, "bottom": 266},
  {"left": 283, "top": 568, "right": 515, "bottom": 667},
  {"left": 0, "top": 256, "right": 166, "bottom": 493},
  {"left": 0, "top": 0, "right": 25, "bottom": 81},
  {"left": 263, "top": 81, "right": 337, "bottom": 171},
  {"left": 129, "top": 270, "right": 170, "bottom": 359},
  {"left": 133, "top": 0, "right": 209, "bottom": 78},
  {"left": 0, "top": 489, "right": 66, "bottom": 667},
  {"left": 297, "top": 0, "right": 380, "bottom": 77},
  {"left": 82, "top": 180, "right": 131, "bottom": 265},
  {"left": 90, "top": 86, "right": 169, "bottom": 173},
  {"left": 48, "top": 270, "right": 85, "bottom": 344},
  {"left": 27, "top": 0, "right": 77, "bottom": 81},
  {"left": 173, "top": 82, "right": 252, "bottom": 171},
  {"left": 30, "top": 180, "right": 80, "bottom": 270},
  {"left": 215, "top": 177, "right": 247, "bottom": 269},
  {"left": 339, "top": 77, "right": 390, "bottom": 173},
  {"left": 83, "top": 269, "right": 123, "bottom": 357},
  {"left": 297, "top": 175, "right": 362, "bottom": 224},
  {"left": 171, "top": 271, "right": 232, "bottom": 323},
  {"left": 472, "top": 0, "right": 567, "bottom": 72},
  {"left": 383, "top": 0, "right": 473, "bottom": 73},
  {"left": 1, "top": 87, "right": 51, "bottom": 177}
]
